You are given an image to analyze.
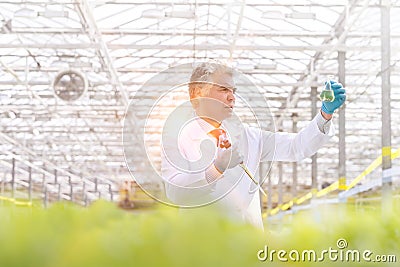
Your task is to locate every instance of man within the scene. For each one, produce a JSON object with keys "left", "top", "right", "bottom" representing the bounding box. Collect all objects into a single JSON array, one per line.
[{"left": 161, "top": 62, "right": 346, "bottom": 229}]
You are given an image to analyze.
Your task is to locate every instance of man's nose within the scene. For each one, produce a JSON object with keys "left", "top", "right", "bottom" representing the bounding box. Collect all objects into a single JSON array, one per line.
[{"left": 227, "top": 91, "right": 235, "bottom": 101}]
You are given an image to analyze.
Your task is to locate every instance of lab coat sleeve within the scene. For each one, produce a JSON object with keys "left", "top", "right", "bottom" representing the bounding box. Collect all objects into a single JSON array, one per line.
[
  {"left": 260, "top": 113, "right": 335, "bottom": 162},
  {"left": 161, "top": 135, "right": 217, "bottom": 205}
]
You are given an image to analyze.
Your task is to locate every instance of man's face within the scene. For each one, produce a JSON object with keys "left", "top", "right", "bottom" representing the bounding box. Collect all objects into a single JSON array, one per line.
[{"left": 196, "top": 72, "right": 236, "bottom": 122}]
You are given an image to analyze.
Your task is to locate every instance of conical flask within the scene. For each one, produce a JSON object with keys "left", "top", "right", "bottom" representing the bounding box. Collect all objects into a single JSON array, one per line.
[{"left": 319, "top": 76, "right": 335, "bottom": 102}]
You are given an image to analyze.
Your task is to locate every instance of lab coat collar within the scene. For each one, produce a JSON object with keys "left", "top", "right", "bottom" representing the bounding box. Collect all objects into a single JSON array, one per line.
[{"left": 190, "top": 117, "right": 231, "bottom": 142}]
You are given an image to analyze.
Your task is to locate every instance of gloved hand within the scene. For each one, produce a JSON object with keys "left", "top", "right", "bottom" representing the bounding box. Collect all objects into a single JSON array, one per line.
[
  {"left": 213, "top": 143, "right": 243, "bottom": 173},
  {"left": 321, "top": 81, "right": 346, "bottom": 114}
]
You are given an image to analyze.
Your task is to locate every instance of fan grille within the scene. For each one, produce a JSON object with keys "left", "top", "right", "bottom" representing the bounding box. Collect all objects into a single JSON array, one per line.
[{"left": 53, "top": 70, "right": 87, "bottom": 101}]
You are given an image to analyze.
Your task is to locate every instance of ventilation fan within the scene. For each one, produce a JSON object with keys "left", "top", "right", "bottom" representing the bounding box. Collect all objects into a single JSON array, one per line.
[{"left": 53, "top": 69, "right": 88, "bottom": 102}]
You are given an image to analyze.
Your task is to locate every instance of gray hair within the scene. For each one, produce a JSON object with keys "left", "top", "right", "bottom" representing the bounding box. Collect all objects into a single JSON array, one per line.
[{"left": 189, "top": 61, "right": 233, "bottom": 99}]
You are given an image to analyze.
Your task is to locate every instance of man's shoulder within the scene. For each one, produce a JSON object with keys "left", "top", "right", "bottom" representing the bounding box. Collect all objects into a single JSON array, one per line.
[{"left": 173, "top": 118, "right": 212, "bottom": 147}]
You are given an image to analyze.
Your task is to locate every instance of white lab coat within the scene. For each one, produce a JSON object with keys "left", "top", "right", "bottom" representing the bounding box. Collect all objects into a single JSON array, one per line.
[{"left": 161, "top": 113, "right": 334, "bottom": 229}]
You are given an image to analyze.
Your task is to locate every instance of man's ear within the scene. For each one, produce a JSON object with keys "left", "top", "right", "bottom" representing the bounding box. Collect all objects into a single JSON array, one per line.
[
  {"left": 190, "top": 98, "right": 199, "bottom": 109},
  {"left": 193, "top": 86, "right": 203, "bottom": 98},
  {"left": 190, "top": 86, "right": 202, "bottom": 108}
]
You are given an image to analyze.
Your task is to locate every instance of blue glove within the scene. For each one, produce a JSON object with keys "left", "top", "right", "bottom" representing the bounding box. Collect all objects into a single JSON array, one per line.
[{"left": 321, "top": 81, "right": 346, "bottom": 114}]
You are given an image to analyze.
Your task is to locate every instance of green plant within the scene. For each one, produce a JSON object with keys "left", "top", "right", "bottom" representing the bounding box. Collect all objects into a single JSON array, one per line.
[{"left": 0, "top": 199, "right": 398, "bottom": 267}]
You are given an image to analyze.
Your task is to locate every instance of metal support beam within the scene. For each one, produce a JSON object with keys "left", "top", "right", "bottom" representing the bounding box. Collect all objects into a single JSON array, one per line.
[
  {"left": 43, "top": 185, "right": 48, "bottom": 208},
  {"left": 228, "top": 1, "right": 245, "bottom": 60},
  {"left": 1, "top": 1, "right": 398, "bottom": 7},
  {"left": 0, "top": 132, "right": 114, "bottom": 186},
  {"left": 275, "top": 0, "right": 368, "bottom": 130},
  {"left": 76, "top": 0, "right": 130, "bottom": 106},
  {"left": 338, "top": 51, "right": 346, "bottom": 185},
  {"left": 381, "top": 0, "right": 392, "bottom": 212},
  {"left": 0, "top": 43, "right": 387, "bottom": 52},
  {"left": 274, "top": 0, "right": 363, "bottom": 128},
  {"left": 42, "top": 164, "right": 46, "bottom": 194},
  {"left": 311, "top": 86, "right": 318, "bottom": 190},
  {"left": 58, "top": 184, "right": 62, "bottom": 202},
  {"left": 108, "top": 184, "right": 113, "bottom": 202},
  {"left": 75, "top": 2, "right": 145, "bottom": 186},
  {"left": 8, "top": 28, "right": 400, "bottom": 38},
  {"left": 3, "top": 66, "right": 400, "bottom": 76},
  {"left": 94, "top": 178, "right": 98, "bottom": 192},
  {"left": 69, "top": 176, "right": 74, "bottom": 202}
]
